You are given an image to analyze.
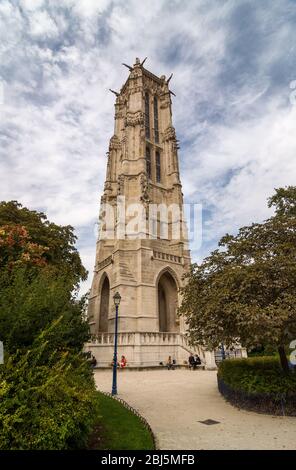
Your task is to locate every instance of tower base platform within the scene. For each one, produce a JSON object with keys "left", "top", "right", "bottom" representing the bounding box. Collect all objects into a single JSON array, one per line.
[{"left": 85, "top": 332, "right": 219, "bottom": 370}]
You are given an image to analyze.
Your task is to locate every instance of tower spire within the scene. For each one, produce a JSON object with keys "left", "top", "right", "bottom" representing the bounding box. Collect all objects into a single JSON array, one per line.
[{"left": 87, "top": 61, "right": 192, "bottom": 368}]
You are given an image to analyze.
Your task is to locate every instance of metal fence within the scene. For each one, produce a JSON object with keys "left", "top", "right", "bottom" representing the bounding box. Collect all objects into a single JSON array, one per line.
[
  {"left": 218, "top": 377, "right": 296, "bottom": 417},
  {"left": 214, "top": 348, "right": 243, "bottom": 365},
  {"left": 98, "top": 390, "right": 158, "bottom": 449}
]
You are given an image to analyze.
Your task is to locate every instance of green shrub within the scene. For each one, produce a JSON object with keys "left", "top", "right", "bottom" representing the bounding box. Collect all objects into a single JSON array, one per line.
[
  {"left": 218, "top": 357, "right": 296, "bottom": 395},
  {"left": 247, "top": 345, "right": 277, "bottom": 357},
  {"left": 0, "top": 329, "right": 100, "bottom": 450}
]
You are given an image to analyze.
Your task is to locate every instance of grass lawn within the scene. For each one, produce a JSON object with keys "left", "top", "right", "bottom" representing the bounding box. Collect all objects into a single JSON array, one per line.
[{"left": 89, "top": 391, "right": 155, "bottom": 450}]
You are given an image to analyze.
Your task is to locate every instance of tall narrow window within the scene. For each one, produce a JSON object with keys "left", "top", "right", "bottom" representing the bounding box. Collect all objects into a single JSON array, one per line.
[
  {"left": 156, "top": 150, "right": 161, "bottom": 182},
  {"left": 154, "top": 96, "right": 159, "bottom": 143},
  {"left": 146, "top": 146, "right": 151, "bottom": 179},
  {"left": 145, "top": 92, "right": 150, "bottom": 139}
]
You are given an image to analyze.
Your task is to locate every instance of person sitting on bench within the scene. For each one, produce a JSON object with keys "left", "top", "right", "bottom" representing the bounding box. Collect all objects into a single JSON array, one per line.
[
  {"left": 194, "top": 354, "right": 201, "bottom": 366},
  {"left": 120, "top": 355, "right": 127, "bottom": 368},
  {"left": 167, "top": 355, "right": 175, "bottom": 370},
  {"left": 188, "top": 353, "right": 195, "bottom": 370}
]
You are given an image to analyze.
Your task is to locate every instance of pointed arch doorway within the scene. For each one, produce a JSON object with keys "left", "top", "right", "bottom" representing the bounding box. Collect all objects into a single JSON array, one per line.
[
  {"left": 157, "top": 271, "right": 179, "bottom": 333},
  {"left": 99, "top": 275, "right": 110, "bottom": 332}
]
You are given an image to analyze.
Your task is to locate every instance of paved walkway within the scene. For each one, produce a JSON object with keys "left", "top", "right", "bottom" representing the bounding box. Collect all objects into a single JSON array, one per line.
[{"left": 94, "top": 369, "right": 296, "bottom": 450}]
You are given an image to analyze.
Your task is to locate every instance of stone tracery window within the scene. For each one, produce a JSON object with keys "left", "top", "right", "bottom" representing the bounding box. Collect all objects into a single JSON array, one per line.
[
  {"left": 145, "top": 92, "right": 150, "bottom": 139},
  {"left": 154, "top": 96, "right": 159, "bottom": 143},
  {"left": 156, "top": 150, "right": 161, "bottom": 182}
]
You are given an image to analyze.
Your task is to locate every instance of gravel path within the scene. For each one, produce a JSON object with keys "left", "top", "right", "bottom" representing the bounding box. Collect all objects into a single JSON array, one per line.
[{"left": 94, "top": 369, "right": 296, "bottom": 450}]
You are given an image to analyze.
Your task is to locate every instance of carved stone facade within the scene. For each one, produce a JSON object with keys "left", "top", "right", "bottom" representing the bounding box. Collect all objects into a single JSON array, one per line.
[{"left": 86, "top": 59, "right": 217, "bottom": 368}]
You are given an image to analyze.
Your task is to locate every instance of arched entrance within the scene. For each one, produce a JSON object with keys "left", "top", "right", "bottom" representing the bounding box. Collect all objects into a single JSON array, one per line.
[
  {"left": 99, "top": 275, "right": 110, "bottom": 332},
  {"left": 157, "top": 271, "right": 179, "bottom": 332}
]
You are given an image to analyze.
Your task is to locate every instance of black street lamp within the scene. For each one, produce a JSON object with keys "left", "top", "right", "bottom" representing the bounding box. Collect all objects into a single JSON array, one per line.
[{"left": 112, "top": 291, "right": 121, "bottom": 395}]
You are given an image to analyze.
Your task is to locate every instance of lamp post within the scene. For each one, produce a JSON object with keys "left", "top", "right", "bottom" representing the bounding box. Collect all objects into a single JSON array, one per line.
[{"left": 112, "top": 291, "right": 121, "bottom": 396}]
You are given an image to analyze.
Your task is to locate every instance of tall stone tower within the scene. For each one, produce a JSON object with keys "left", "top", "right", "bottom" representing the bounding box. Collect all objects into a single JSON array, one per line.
[{"left": 86, "top": 58, "right": 216, "bottom": 368}]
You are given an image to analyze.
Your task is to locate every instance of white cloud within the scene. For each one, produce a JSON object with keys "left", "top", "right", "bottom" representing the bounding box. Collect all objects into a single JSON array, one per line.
[
  {"left": 71, "top": 0, "right": 111, "bottom": 17},
  {"left": 20, "top": 0, "right": 45, "bottom": 12},
  {"left": 0, "top": 0, "right": 295, "bottom": 294},
  {"left": 29, "top": 10, "right": 59, "bottom": 38},
  {"left": 185, "top": 99, "right": 296, "bottom": 255}
]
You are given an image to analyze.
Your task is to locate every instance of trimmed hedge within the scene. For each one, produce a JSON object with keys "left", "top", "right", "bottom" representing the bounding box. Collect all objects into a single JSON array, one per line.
[{"left": 217, "top": 357, "right": 296, "bottom": 416}]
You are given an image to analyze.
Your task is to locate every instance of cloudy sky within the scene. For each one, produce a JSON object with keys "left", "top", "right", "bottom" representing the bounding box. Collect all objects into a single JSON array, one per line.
[{"left": 1, "top": 0, "right": 296, "bottom": 294}]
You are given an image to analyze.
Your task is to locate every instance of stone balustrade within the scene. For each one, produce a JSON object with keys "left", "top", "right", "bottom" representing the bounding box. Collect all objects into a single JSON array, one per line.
[
  {"left": 97, "top": 255, "right": 112, "bottom": 271},
  {"left": 90, "top": 331, "right": 189, "bottom": 346},
  {"left": 86, "top": 332, "right": 217, "bottom": 369},
  {"left": 91, "top": 332, "right": 135, "bottom": 345},
  {"left": 153, "top": 251, "right": 182, "bottom": 264}
]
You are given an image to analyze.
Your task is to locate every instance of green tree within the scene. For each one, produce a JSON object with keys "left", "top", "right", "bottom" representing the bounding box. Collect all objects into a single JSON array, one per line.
[
  {"left": 0, "top": 266, "right": 90, "bottom": 354},
  {"left": 179, "top": 187, "right": 296, "bottom": 373},
  {"left": 0, "top": 224, "right": 48, "bottom": 269},
  {"left": 0, "top": 201, "right": 90, "bottom": 354},
  {"left": 0, "top": 202, "right": 96, "bottom": 450},
  {"left": 0, "top": 201, "right": 87, "bottom": 287}
]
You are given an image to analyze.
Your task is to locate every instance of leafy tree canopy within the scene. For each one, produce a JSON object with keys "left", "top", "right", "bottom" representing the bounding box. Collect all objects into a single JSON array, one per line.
[
  {"left": 0, "top": 200, "right": 90, "bottom": 355},
  {"left": 179, "top": 187, "right": 296, "bottom": 372},
  {"left": 0, "top": 201, "right": 87, "bottom": 286},
  {"left": 0, "top": 267, "right": 90, "bottom": 354}
]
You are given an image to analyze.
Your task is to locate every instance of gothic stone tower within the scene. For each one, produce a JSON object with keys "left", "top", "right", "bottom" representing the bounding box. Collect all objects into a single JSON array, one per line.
[{"left": 86, "top": 58, "right": 216, "bottom": 368}]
